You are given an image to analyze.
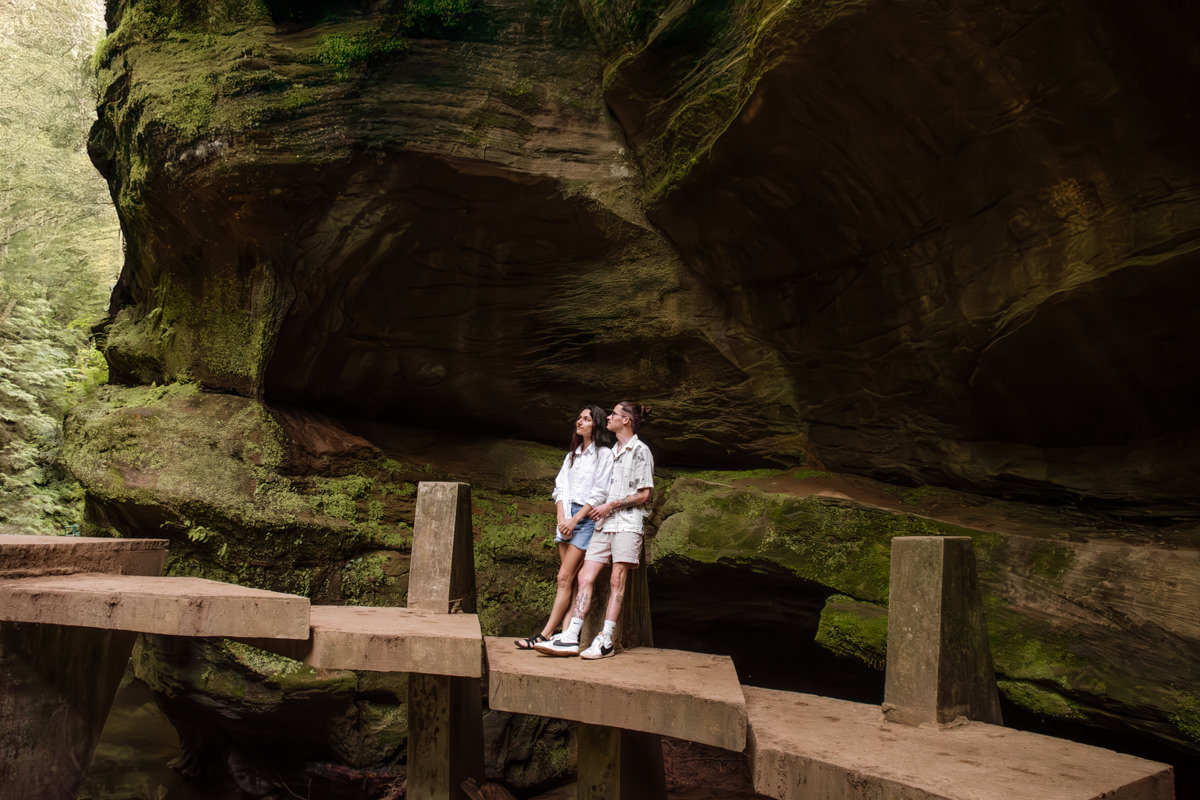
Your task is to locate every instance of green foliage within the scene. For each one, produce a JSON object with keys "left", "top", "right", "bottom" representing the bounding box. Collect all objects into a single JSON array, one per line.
[
  {"left": 341, "top": 551, "right": 407, "bottom": 606},
  {"left": 315, "top": 30, "right": 409, "bottom": 76},
  {"left": 312, "top": 0, "right": 481, "bottom": 79},
  {"left": 471, "top": 490, "right": 560, "bottom": 636},
  {"left": 653, "top": 478, "right": 995, "bottom": 603},
  {"left": 408, "top": 0, "right": 477, "bottom": 27},
  {"left": 578, "top": 0, "right": 663, "bottom": 49},
  {"left": 0, "top": 0, "right": 120, "bottom": 532}
]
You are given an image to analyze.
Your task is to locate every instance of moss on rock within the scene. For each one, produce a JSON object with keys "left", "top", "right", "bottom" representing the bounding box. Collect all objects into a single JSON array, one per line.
[
  {"left": 997, "top": 679, "right": 1085, "bottom": 721},
  {"left": 653, "top": 475, "right": 977, "bottom": 603},
  {"left": 61, "top": 383, "right": 420, "bottom": 603},
  {"left": 814, "top": 594, "right": 887, "bottom": 670}
]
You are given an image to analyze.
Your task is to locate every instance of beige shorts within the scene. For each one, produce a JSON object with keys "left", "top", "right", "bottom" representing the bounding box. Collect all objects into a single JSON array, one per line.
[{"left": 584, "top": 529, "right": 643, "bottom": 566}]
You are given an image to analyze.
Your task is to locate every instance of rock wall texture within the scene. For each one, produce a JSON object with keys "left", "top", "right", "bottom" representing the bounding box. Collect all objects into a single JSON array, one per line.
[
  {"left": 74, "top": 0, "right": 1200, "bottom": 793},
  {"left": 88, "top": 0, "right": 1200, "bottom": 502}
]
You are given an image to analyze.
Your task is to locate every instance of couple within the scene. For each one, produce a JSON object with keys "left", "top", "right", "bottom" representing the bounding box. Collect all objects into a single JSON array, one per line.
[{"left": 513, "top": 401, "right": 653, "bottom": 660}]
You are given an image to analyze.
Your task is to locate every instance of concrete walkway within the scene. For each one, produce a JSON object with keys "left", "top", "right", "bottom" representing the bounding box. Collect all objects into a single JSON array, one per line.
[
  {"left": 0, "top": 573, "right": 310, "bottom": 639},
  {"left": 296, "top": 606, "right": 483, "bottom": 676},
  {"left": 0, "top": 532, "right": 1178, "bottom": 800},
  {"left": 746, "top": 687, "right": 1174, "bottom": 800},
  {"left": 485, "top": 636, "right": 747, "bottom": 752}
]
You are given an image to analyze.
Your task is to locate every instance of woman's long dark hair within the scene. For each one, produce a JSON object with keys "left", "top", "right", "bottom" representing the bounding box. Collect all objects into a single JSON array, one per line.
[{"left": 569, "top": 404, "right": 614, "bottom": 464}]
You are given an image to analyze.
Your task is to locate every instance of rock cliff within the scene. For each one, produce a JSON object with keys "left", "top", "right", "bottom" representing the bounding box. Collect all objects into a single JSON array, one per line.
[
  {"left": 75, "top": 0, "right": 1200, "bottom": 794},
  {"left": 88, "top": 0, "right": 1200, "bottom": 501}
]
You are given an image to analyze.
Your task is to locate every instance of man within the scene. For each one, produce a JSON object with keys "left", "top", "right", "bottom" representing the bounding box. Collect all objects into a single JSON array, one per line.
[{"left": 535, "top": 402, "right": 653, "bottom": 659}]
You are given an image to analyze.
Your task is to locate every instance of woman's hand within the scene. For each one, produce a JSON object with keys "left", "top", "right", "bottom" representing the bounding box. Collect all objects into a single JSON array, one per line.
[{"left": 557, "top": 517, "right": 578, "bottom": 538}]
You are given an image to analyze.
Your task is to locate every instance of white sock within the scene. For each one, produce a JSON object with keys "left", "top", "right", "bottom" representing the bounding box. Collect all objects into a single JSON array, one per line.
[
  {"left": 562, "top": 617, "right": 583, "bottom": 643},
  {"left": 602, "top": 620, "right": 617, "bottom": 640}
]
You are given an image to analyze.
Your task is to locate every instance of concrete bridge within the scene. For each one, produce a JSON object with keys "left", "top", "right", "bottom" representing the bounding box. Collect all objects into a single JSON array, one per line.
[{"left": 0, "top": 483, "right": 1175, "bottom": 800}]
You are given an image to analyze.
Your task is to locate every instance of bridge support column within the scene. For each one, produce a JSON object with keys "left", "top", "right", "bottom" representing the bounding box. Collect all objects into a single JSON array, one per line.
[
  {"left": 406, "top": 482, "right": 485, "bottom": 800},
  {"left": 0, "top": 622, "right": 136, "bottom": 800},
  {"left": 883, "top": 535, "right": 1003, "bottom": 726},
  {"left": 0, "top": 535, "right": 167, "bottom": 800},
  {"left": 574, "top": 536, "right": 665, "bottom": 800},
  {"left": 577, "top": 724, "right": 667, "bottom": 800}
]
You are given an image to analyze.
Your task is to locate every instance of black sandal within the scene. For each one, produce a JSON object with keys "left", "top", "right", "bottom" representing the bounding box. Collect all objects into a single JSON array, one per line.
[{"left": 514, "top": 633, "right": 548, "bottom": 650}]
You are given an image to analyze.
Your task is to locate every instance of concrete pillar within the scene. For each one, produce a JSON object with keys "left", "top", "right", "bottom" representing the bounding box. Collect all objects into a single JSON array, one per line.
[
  {"left": 577, "top": 724, "right": 668, "bottom": 800},
  {"left": 576, "top": 538, "right": 665, "bottom": 800},
  {"left": 406, "top": 482, "right": 484, "bottom": 800},
  {"left": 883, "top": 536, "right": 1003, "bottom": 726},
  {"left": 409, "top": 482, "right": 477, "bottom": 615},
  {"left": 0, "top": 622, "right": 136, "bottom": 800},
  {"left": 0, "top": 535, "right": 167, "bottom": 800},
  {"left": 408, "top": 673, "right": 485, "bottom": 800}
]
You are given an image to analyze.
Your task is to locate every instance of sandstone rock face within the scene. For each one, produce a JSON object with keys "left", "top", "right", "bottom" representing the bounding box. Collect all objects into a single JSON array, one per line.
[
  {"left": 609, "top": 0, "right": 1200, "bottom": 502},
  {"left": 77, "top": 0, "right": 1200, "bottom": 789},
  {"left": 90, "top": 0, "right": 1200, "bottom": 503}
]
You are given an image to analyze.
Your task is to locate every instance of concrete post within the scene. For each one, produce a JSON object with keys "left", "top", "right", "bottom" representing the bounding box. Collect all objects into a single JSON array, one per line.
[
  {"left": 883, "top": 536, "right": 1003, "bottom": 726},
  {"left": 406, "top": 482, "right": 484, "bottom": 800},
  {"left": 576, "top": 537, "right": 666, "bottom": 800},
  {"left": 0, "top": 535, "right": 167, "bottom": 800},
  {"left": 577, "top": 724, "right": 668, "bottom": 800},
  {"left": 409, "top": 482, "right": 477, "bottom": 615}
]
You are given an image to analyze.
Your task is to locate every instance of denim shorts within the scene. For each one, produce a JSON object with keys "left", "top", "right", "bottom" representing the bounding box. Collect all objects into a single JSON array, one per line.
[{"left": 555, "top": 502, "right": 596, "bottom": 550}]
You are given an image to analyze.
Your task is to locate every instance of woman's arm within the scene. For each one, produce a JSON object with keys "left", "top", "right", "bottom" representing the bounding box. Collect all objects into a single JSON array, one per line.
[
  {"left": 558, "top": 502, "right": 593, "bottom": 536},
  {"left": 586, "top": 449, "right": 614, "bottom": 508},
  {"left": 552, "top": 454, "right": 571, "bottom": 525}
]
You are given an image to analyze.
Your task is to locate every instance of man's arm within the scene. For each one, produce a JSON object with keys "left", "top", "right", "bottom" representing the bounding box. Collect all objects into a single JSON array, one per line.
[{"left": 588, "top": 487, "right": 651, "bottom": 520}]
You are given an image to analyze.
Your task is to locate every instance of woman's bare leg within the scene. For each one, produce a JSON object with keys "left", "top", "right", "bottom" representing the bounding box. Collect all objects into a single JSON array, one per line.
[{"left": 541, "top": 543, "right": 587, "bottom": 639}]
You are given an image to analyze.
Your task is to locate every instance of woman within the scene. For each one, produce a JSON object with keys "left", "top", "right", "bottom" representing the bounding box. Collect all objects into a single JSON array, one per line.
[{"left": 514, "top": 404, "right": 615, "bottom": 649}]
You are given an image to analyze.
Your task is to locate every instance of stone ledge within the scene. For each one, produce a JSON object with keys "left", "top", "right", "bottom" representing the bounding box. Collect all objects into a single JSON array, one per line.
[
  {"left": 0, "top": 534, "right": 168, "bottom": 578},
  {"left": 0, "top": 574, "right": 310, "bottom": 639},
  {"left": 305, "top": 606, "right": 483, "bottom": 676},
  {"left": 746, "top": 687, "right": 1175, "bottom": 800},
  {"left": 484, "top": 637, "right": 746, "bottom": 751}
]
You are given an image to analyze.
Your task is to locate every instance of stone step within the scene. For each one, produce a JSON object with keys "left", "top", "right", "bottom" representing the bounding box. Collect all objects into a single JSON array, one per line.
[
  {"left": 484, "top": 637, "right": 746, "bottom": 751},
  {"left": 745, "top": 687, "right": 1174, "bottom": 800},
  {"left": 0, "top": 574, "right": 310, "bottom": 639},
  {"left": 249, "top": 606, "right": 484, "bottom": 677}
]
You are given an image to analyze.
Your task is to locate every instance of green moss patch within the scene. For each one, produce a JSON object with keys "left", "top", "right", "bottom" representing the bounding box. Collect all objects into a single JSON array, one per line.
[
  {"left": 1170, "top": 690, "right": 1200, "bottom": 744},
  {"left": 62, "top": 384, "right": 424, "bottom": 603},
  {"left": 997, "top": 679, "right": 1085, "bottom": 721},
  {"left": 814, "top": 594, "right": 887, "bottom": 669},
  {"left": 653, "top": 477, "right": 981, "bottom": 602}
]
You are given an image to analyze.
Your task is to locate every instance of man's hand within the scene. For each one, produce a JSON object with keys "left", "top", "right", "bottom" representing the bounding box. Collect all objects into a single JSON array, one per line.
[{"left": 588, "top": 502, "right": 613, "bottom": 521}]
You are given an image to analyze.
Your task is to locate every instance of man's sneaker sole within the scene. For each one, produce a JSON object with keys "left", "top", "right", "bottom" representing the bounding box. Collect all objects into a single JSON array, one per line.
[
  {"left": 581, "top": 642, "right": 615, "bottom": 660},
  {"left": 533, "top": 638, "right": 580, "bottom": 657}
]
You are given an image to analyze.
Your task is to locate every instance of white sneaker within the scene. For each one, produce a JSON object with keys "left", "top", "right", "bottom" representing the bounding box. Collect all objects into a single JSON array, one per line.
[
  {"left": 580, "top": 635, "right": 615, "bottom": 660},
  {"left": 533, "top": 636, "right": 580, "bottom": 656}
]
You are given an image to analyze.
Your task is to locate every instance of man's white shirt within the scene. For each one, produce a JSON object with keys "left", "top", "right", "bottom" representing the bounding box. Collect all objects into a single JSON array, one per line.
[{"left": 598, "top": 435, "right": 654, "bottom": 533}]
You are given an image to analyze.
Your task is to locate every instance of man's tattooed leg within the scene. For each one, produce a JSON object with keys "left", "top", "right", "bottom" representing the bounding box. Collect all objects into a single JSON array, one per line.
[{"left": 572, "top": 588, "right": 591, "bottom": 618}]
